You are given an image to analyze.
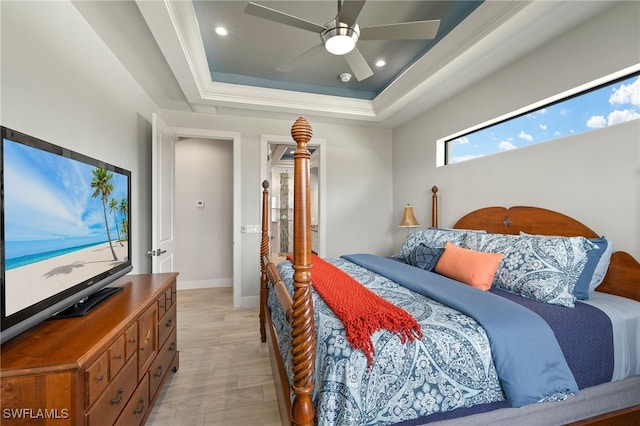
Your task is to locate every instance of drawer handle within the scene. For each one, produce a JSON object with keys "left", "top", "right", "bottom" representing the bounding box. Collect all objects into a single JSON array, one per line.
[
  {"left": 128, "top": 338, "right": 136, "bottom": 344},
  {"left": 160, "top": 303, "right": 166, "bottom": 309},
  {"left": 111, "top": 388, "right": 124, "bottom": 405},
  {"left": 96, "top": 375, "right": 104, "bottom": 382},
  {"left": 165, "top": 319, "right": 172, "bottom": 328},
  {"left": 134, "top": 399, "right": 145, "bottom": 415},
  {"left": 154, "top": 365, "right": 163, "bottom": 378},
  {"left": 170, "top": 342, "right": 176, "bottom": 352},
  {"left": 114, "top": 354, "right": 123, "bottom": 360}
]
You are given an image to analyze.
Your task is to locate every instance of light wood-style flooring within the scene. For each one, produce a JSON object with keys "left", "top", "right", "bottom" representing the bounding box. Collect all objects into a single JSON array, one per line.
[{"left": 146, "top": 287, "right": 283, "bottom": 426}]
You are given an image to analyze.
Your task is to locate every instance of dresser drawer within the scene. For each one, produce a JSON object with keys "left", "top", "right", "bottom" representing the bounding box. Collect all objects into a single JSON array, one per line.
[
  {"left": 165, "top": 286, "right": 174, "bottom": 308},
  {"left": 149, "top": 328, "right": 177, "bottom": 399},
  {"left": 137, "top": 303, "right": 157, "bottom": 379},
  {"left": 125, "top": 323, "right": 138, "bottom": 361},
  {"left": 86, "top": 352, "right": 109, "bottom": 407},
  {"left": 158, "top": 303, "right": 177, "bottom": 347},
  {"left": 86, "top": 356, "right": 137, "bottom": 426},
  {"left": 108, "top": 335, "right": 126, "bottom": 380},
  {"left": 157, "top": 291, "right": 168, "bottom": 318},
  {"left": 114, "top": 372, "right": 149, "bottom": 426}
]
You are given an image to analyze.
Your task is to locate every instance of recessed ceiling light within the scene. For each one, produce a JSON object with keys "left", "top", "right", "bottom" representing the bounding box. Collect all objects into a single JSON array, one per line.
[
  {"left": 215, "top": 26, "right": 228, "bottom": 36},
  {"left": 375, "top": 59, "right": 386, "bottom": 67}
]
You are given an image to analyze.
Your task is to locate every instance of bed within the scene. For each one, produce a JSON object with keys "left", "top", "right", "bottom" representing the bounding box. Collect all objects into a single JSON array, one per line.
[{"left": 259, "top": 117, "right": 640, "bottom": 426}]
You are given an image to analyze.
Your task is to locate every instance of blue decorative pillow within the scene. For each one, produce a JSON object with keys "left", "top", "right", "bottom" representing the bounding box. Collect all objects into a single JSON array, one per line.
[
  {"left": 406, "top": 244, "right": 444, "bottom": 271},
  {"left": 396, "top": 228, "right": 467, "bottom": 261},
  {"left": 588, "top": 237, "right": 613, "bottom": 292},
  {"left": 572, "top": 237, "right": 608, "bottom": 300},
  {"left": 493, "top": 235, "right": 594, "bottom": 308}
]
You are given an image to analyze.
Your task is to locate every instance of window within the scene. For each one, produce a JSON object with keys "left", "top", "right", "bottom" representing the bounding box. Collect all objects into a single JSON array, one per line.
[{"left": 443, "top": 68, "right": 640, "bottom": 165}]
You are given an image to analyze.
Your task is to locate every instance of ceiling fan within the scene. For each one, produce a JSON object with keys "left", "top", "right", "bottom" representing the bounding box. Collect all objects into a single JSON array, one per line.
[{"left": 245, "top": 1, "right": 441, "bottom": 82}]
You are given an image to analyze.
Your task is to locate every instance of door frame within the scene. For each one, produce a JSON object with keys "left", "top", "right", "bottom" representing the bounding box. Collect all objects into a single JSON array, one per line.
[
  {"left": 260, "top": 134, "right": 326, "bottom": 258},
  {"left": 167, "top": 126, "right": 242, "bottom": 307}
]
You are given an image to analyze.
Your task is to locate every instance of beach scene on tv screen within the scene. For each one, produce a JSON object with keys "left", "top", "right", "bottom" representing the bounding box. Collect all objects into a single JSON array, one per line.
[{"left": 3, "top": 139, "right": 129, "bottom": 316}]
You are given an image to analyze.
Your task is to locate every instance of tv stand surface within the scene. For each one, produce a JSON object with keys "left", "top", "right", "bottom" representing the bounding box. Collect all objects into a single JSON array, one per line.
[
  {"left": 0, "top": 273, "right": 179, "bottom": 426},
  {"left": 53, "top": 286, "right": 123, "bottom": 319}
]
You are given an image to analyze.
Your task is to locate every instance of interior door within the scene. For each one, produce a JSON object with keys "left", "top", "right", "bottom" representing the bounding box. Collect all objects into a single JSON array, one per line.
[{"left": 151, "top": 113, "right": 176, "bottom": 273}]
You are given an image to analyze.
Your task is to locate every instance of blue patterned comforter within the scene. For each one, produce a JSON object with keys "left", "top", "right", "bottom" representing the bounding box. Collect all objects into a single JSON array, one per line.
[{"left": 271, "top": 257, "right": 507, "bottom": 425}]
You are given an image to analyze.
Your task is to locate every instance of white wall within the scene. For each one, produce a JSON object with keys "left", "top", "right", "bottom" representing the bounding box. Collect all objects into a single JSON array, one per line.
[
  {"left": 393, "top": 1, "right": 640, "bottom": 258},
  {"left": 160, "top": 110, "right": 394, "bottom": 304},
  {"left": 1, "top": 0, "right": 158, "bottom": 274},
  {"left": 174, "top": 138, "right": 233, "bottom": 289}
]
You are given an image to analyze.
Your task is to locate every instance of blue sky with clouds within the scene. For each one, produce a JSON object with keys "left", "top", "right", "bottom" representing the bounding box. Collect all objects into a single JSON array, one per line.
[
  {"left": 449, "top": 74, "right": 640, "bottom": 163},
  {"left": 3, "top": 139, "right": 128, "bottom": 256}
]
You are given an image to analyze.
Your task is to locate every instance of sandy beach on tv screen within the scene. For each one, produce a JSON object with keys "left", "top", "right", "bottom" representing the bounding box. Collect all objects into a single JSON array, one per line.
[{"left": 5, "top": 241, "right": 129, "bottom": 316}]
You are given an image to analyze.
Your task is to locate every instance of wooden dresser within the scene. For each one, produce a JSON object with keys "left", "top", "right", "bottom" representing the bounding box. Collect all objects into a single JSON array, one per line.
[{"left": 0, "top": 273, "right": 179, "bottom": 425}]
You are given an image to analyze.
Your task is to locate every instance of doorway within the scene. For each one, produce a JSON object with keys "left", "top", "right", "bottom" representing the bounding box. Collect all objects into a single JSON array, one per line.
[
  {"left": 154, "top": 124, "right": 243, "bottom": 306},
  {"left": 260, "top": 134, "right": 326, "bottom": 260}
]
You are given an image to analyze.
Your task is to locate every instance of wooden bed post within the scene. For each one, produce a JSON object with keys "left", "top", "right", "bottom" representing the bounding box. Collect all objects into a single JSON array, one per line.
[
  {"left": 289, "top": 117, "right": 316, "bottom": 426},
  {"left": 431, "top": 185, "right": 439, "bottom": 228},
  {"left": 260, "top": 180, "right": 270, "bottom": 343}
]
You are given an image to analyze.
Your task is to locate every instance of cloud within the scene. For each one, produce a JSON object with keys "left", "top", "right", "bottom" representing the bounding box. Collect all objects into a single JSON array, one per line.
[
  {"left": 609, "top": 77, "right": 640, "bottom": 106},
  {"left": 587, "top": 115, "right": 607, "bottom": 128},
  {"left": 518, "top": 131, "right": 533, "bottom": 142},
  {"left": 559, "top": 108, "right": 571, "bottom": 116},
  {"left": 499, "top": 139, "right": 517, "bottom": 151},
  {"left": 539, "top": 124, "right": 547, "bottom": 131},
  {"left": 451, "top": 136, "right": 469, "bottom": 145},
  {"left": 587, "top": 109, "right": 640, "bottom": 128},
  {"left": 607, "top": 109, "right": 640, "bottom": 125}
]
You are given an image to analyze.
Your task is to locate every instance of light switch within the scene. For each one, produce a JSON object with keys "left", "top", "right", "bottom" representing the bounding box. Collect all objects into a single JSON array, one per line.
[{"left": 241, "top": 225, "right": 260, "bottom": 233}]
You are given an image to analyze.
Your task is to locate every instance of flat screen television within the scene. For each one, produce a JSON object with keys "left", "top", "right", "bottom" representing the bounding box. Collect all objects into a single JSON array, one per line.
[{"left": 1, "top": 126, "right": 133, "bottom": 344}]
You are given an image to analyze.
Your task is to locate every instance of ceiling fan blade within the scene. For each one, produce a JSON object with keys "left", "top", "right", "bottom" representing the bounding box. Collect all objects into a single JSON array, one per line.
[
  {"left": 359, "top": 20, "right": 441, "bottom": 40},
  {"left": 344, "top": 47, "right": 373, "bottom": 81},
  {"left": 276, "top": 44, "right": 325, "bottom": 72},
  {"left": 245, "top": 2, "right": 327, "bottom": 34},
  {"left": 338, "top": 0, "right": 366, "bottom": 26}
]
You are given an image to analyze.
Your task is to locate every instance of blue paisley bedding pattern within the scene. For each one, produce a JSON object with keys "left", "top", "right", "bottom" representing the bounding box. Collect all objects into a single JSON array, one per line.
[{"left": 270, "top": 258, "right": 505, "bottom": 425}]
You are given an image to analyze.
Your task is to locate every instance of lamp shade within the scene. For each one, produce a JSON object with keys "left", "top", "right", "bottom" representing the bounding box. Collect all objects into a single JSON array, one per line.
[{"left": 399, "top": 204, "right": 420, "bottom": 227}]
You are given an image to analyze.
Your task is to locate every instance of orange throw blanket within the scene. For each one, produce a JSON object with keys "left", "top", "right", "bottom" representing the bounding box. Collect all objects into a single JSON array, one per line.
[{"left": 290, "top": 254, "right": 423, "bottom": 365}]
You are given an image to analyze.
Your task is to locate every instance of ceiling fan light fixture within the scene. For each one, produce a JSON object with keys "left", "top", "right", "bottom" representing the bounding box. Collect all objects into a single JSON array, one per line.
[{"left": 322, "top": 22, "right": 359, "bottom": 55}]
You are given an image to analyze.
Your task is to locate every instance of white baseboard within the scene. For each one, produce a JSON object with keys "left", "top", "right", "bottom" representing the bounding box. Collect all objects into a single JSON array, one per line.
[
  {"left": 177, "top": 278, "right": 232, "bottom": 290},
  {"left": 235, "top": 295, "right": 259, "bottom": 309}
]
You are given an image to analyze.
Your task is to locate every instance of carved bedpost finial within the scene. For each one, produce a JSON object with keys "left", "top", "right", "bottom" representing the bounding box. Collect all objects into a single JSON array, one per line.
[
  {"left": 262, "top": 179, "right": 269, "bottom": 190},
  {"left": 291, "top": 116, "right": 313, "bottom": 151}
]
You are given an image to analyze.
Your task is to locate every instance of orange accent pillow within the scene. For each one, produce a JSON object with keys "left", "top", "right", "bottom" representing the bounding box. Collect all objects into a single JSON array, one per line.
[{"left": 434, "top": 241, "right": 503, "bottom": 291}]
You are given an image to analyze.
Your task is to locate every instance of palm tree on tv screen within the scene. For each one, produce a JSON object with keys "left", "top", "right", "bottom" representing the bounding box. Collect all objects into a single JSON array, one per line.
[
  {"left": 109, "top": 197, "right": 124, "bottom": 247},
  {"left": 119, "top": 198, "right": 128, "bottom": 240},
  {"left": 91, "top": 167, "right": 118, "bottom": 261}
]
